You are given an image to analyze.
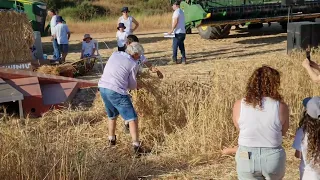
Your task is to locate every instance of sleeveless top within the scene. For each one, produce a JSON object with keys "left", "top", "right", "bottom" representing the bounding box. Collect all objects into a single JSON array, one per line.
[
  {"left": 238, "top": 97, "right": 283, "bottom": 147},
  {"left": 118, "top": 16, "right": 133, "bottom": 35}
]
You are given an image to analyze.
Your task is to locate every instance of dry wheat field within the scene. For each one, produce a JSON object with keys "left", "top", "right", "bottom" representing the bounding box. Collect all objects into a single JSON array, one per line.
[{"left": 2, "top": 24, "right": 320, "bottom": 180}]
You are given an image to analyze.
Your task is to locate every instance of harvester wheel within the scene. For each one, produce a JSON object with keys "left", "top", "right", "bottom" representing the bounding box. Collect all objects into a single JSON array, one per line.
[{"left": 197, "top": 25, "right": 231, "bottom": 39}]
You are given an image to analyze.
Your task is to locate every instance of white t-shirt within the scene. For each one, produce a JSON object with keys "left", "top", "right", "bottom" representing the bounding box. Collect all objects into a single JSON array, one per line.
[
  {"left": 292, "top": 128, "right": 320, "bottom": 180},
  {"left": 50, "top": 15, "right": 57, "bottom": 35},
  {"left": 82, "top": 41, "right": 96, "bottom": 56},
  {"left": 116, "top": 31, "right": 128, "bottom": 47},
  {"left": 118, "top": 16, "right": 133, "bottom": 35},
  {"left": 172, "top": 8, "right": 186, "bottom": 34},
  {"left": 54, "top": 23, "right": 70, "bottom": 45}
]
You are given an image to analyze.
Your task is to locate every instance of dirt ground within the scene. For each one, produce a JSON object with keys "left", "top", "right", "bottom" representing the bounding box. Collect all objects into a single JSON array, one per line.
[{"left": 41, "top": 24, "right": 300, "bottom": 179}]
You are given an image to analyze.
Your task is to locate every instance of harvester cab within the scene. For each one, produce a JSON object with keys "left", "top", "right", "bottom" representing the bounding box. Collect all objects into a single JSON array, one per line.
[{"left": 171, "top": 0, "right": 320, "bottom": 39}]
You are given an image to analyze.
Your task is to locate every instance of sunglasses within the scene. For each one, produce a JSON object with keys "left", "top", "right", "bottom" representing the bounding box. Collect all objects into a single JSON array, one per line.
[{"left": 123, "top": 11, "right": 128, "bottom": 13}]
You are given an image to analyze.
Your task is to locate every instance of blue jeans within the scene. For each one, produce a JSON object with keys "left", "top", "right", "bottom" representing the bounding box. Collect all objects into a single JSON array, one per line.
[
  {"left": 235, "top": 145, "right": 286, "bottom": 180},
  {"left": 99, "top": 87, "right": 137, "bottom": 121},
  {"left": 52, "top": 38, "right": 60, "bottom": 60},
  {"left": 172, "top": 33, "right": 186, "bottom": 62}
]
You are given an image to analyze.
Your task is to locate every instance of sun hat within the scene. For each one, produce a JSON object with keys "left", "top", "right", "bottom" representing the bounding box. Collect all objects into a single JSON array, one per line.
[
  {"left": 173, "top": 0, "right": 181, "bottom": 5},
  {"left": 56, "top": 16, "right": 64, "bottom": 23},
  {"left": 121, "top": 7, "right": 130, "bottom": 13},
  {"left": 304, "top": 96, "right": 320, "bottom": 119},
  {"left": 117, "top": 23, "right": 126, "bottom": 30},
  {"left": 83, "top": 34, "right": 92, "bottom": 41}
]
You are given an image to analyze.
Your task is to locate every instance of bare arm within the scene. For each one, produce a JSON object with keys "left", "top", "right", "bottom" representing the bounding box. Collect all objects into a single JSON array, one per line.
[
  {"left": 131, "top": 17, "right": 139, "bottom": 32},
  {"left": 303, "top": 58, "right": 320, "bottom": 82},
  {"left": 279, "top": 102, "right": 289, "bottom": 136},
  {"left": 232, "top": 99, "right": 241, "bottom": 131},
  {"left": 80, "top": 50, "right": 84, "bottom": 59},
  {"left": 222, "top": 146, "right": 238, "bottom": 155},
  {"left": 169, "top": 17, "right": 178, "bottom": 34},
  {"left": 128, "top": 67, "right": 138, "bottom": 90}
]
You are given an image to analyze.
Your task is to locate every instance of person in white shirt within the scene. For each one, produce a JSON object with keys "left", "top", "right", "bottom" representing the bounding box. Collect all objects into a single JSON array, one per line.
[
  {"left": 167, "top": 0, "right": 187, "bottom": 65},
  {"left": 53, "top": 16, "right": 70, "bottom": 63},
  {"left": 117, "top": 7, "right": 139, "bottom": 35},
  {"left": 232, "top": 65, "right": 289, "bottom": 180},
  {"left": 116, "top": 23, "right": 128, "bottom": 52},
  {"left": 48, "top": 9, "right": 60, "bottom": 60},
  {"left": 292, "top": 97, "right": 320, "bottom": 180},
  {"left": 81, "top": 34, "right": 96, "bottom": 59}
]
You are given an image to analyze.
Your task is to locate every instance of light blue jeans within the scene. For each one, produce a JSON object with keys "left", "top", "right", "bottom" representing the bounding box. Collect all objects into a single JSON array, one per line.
[{"left": 235, "top": 145, "right": 286, "bottom": 180}]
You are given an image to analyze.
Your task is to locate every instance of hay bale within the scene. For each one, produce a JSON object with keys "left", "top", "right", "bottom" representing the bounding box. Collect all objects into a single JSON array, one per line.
[{"left": 0, "top": 10, "right": 34, "bottom": 64}]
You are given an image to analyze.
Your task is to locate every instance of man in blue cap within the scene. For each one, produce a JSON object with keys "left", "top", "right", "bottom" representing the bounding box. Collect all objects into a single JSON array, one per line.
[{"left": 52, "top": 16, "right": 70, "bottom": 63}]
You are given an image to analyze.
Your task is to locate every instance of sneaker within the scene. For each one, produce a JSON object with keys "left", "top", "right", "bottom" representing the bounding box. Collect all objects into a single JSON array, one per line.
[
  {"left": 108, "top": 135, "right": 116, "bottom": 147},
  {"left": 133, "top": 144, "right": 151, "bottom": 157},
  {"left": 181, "top": 57, "right": 187, "bottom": 65},
  {"left": 124, "top": 123, "right": 130, "bottom": 134}
]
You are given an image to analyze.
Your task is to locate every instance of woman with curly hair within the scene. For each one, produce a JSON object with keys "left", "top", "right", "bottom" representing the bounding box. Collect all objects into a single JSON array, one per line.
[
  {"left": 292, "top": 97, "right": 320, "bottom": 180},
  {"left": 230, "top": 65, "right": 289, "bottom": 180}
]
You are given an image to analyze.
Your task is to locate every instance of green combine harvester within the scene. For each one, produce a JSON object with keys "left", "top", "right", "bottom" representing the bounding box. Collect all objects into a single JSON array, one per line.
[
  {"left": 0, "top": 0, "right": 48, "bottom": 36},
  {"left": 173, "top": 0, "right": 320, "bottom": 39}
]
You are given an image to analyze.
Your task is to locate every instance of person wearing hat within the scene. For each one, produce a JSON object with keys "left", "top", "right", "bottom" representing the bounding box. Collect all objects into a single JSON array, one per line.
[
  {"left": 81, "top": 34, "right": 96, "bottom": 59},
  {"left": 292, "top": 96, "right": 320, "bottom": 180},
  {"left": 167, "top": 0, "right": 187, "bottom": 65},
  {"left": 116, "top": 23, "right": 128, "bottom": 52},
  {"left": 117, "top": 7, "right": 139, "bottom": 35},
  {"left": 52, "top": 16, "right": 70, "bottom": 63}
]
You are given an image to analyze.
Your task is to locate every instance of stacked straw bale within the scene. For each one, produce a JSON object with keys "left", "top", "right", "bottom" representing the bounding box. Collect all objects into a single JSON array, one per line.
[{"left": 0, "top": 10, "right": 34, "bottom": 64}]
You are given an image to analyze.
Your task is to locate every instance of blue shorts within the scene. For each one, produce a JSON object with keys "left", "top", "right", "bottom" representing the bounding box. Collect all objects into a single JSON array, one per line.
[
  {"left": 59, "top": 44, "right": 69, "bottom": 53},
  {"left": 99, "top": 87, "right": 137, "bottom": 121}
]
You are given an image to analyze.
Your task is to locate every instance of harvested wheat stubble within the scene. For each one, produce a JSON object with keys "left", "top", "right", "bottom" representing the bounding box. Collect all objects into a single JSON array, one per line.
[{"left": 0, "top": 10, "right": 34, "bottom": 64}]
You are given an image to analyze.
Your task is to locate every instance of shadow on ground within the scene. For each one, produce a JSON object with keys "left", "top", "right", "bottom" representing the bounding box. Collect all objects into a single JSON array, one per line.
[{"left": 42, "top": 36, "right": 167, "bottom": 57}]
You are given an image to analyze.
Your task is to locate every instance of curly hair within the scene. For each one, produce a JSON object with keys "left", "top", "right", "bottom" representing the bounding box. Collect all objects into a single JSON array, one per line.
[
  {"left": 244, "top": 65, "right": 282, "bottom": 108},
  {"left": 298, "top": 112, "right": 320, "bottom": 171}
]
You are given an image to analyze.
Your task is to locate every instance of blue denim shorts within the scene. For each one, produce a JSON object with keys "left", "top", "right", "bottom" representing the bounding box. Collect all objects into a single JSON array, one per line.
[
  {"left": 235, "top": 145, "right": 286, "bottom": 180},
  {"left": 59, "top": 44, "right": 69, "bottom": 53},
  {"left": 99, "top": 87, "right": 137, "bottom": 121}
]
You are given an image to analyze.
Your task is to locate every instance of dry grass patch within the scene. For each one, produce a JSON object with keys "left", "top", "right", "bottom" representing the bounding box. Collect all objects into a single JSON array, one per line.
[
  {"left": 1, "top": 51, "right": 320, "bottom": 179},
  {"left": 66, "top": 13, "right": 172, "bottom": 34}
]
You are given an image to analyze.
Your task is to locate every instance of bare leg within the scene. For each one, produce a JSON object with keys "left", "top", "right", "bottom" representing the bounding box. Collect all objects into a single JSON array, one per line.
[
  {"left": 108, "top": 118, "right": 117, "bottom": 137},
  {"left": 61, "top": 53, "right": 67, "bottom": 63},
  {"left": 129, "top": 119, "right": 139, "bottom": 144}
]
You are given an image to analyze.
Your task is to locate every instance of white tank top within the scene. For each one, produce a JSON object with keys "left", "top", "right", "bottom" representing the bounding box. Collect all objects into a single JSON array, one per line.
[
  {"left": 238, "top": 97, "right": 283, "bottom": 147},
  {"left": 119, "top": 16, "right": 133, "bottom": 35}
]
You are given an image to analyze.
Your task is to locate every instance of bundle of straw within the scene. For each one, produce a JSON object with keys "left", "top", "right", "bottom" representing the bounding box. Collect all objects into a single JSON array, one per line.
[
  {"left": 0, "top": 10, "right": 34, "bottom": 64},
  {"left": 36, "top": 65, "right": 60, "bottom": 76}
]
